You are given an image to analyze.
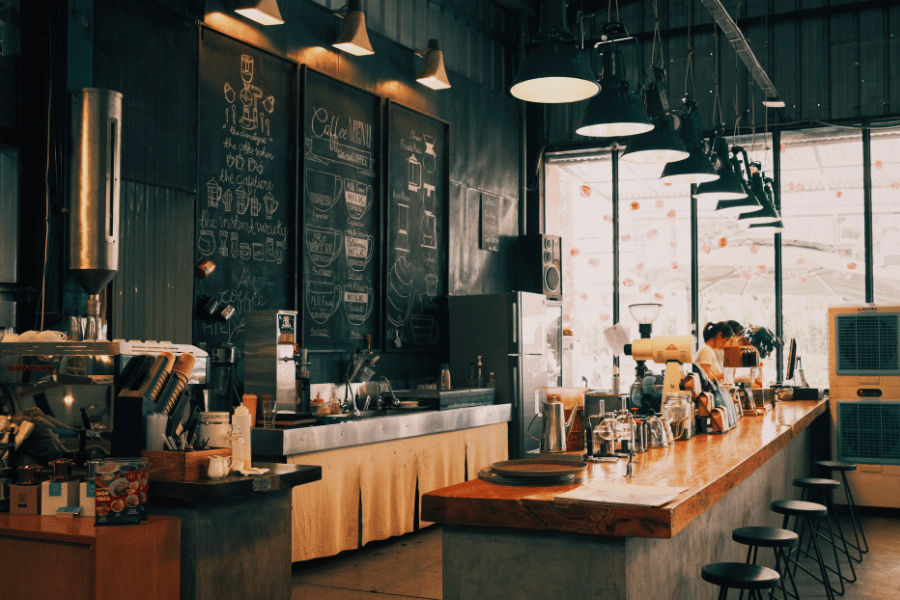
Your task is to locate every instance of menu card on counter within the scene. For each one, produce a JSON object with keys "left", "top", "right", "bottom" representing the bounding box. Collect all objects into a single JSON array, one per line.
[
  {"left": 383, "top": 102, "right": 448, "bottom": 351},
  {"left": 194, "top": 28, "right": 297, "bottom": 351},
  {"left": 300, "top": 68, "right": 381, "bottom": 350}
]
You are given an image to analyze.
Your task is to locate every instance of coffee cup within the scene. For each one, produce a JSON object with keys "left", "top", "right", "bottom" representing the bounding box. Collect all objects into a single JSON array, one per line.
[
  {"left": 410, "top": 314, "right": 439, "bottom": 345},
  {"left": 345, "top": 234, "right": 374, "bottom": 272},
  {"left": 344, "top": 179, "right": 373, "bottom": 220},
  {"left": 306, "top": 280, "right": 342, "bottom": 324},
  {"left": 306, "top": 169, "right": 343, "bottom": 212},
  {"left": 306, "top": 225, "right": 343, "bottom": 268},
  {"left": 344, "top": 288, "right": 374, "bottom": 326}
]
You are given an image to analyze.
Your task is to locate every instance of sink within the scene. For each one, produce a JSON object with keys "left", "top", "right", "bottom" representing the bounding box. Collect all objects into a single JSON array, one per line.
[{"left": 347, "top": 409, "right": 388, "bottom": 419}]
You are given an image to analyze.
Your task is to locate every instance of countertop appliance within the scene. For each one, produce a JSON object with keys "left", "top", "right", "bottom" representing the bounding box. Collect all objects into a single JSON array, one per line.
[{"left": 449, "top": 292, "right": 563, "bottom": 459}]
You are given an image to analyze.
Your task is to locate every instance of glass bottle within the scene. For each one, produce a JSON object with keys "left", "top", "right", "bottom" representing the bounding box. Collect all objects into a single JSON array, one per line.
[
  {"left": 487, "top": 372, "right": 497, "bottom": 389},
  {"left": 439, "top": 363, "right": 452, "bottom": 390},
  {"left": 476, "top": 356, "right": 484, "bottom": 388}
]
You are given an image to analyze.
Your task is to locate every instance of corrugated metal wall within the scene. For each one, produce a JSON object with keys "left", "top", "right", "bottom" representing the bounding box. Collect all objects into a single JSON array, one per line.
[{"left": 546, "top": 0, "right": 900, "bottom": 144}]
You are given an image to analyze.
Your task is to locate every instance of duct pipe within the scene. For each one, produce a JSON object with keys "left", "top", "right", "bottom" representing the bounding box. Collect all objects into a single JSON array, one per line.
[{"left": 68, "top": 88, "right": 122, "bottom": 295}]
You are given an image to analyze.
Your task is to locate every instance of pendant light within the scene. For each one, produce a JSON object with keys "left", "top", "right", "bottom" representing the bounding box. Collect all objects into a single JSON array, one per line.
[
  {"left": 575, "top": 24, "right": 652, "bottom": 138},
  {"left": 333, "top": 0, "right": 374, "bottom": 56},
  {"left": 738, "top": 169, "right": 778, "bottom": 226},
  {"left": 621, "top": 68, "right": 688, "bottom": 164},
  {"left": 693, "top": 134, "right": 748, "bottom": 202},
  {"left": 714, "top": 146, "right": 762, "bottom": 214},
  {"left": 659, "top": 102, "right": 717, "bottom": 184},
  {"left": 744, "top": 178, "right": 783, "bottom": 230},
  {"left": 510, "top": 0, "right": 599, "bottom": 104},
  {"left": 232, "top": 0, "right": 284, "bottom": 25},
  {"left": 415, "top": 39, "right": 451, "bottom": 90}
]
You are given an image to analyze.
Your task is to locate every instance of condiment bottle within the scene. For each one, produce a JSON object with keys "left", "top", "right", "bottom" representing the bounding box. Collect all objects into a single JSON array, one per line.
[
  {"left": 227, "top": 425, "right": 246, "bottom": 473},
  {"left": 232, "top": 404, "right": 253, "bottom": 469},
  {"left": 439, "top": 363, "right": 452, "bottom": 390}
]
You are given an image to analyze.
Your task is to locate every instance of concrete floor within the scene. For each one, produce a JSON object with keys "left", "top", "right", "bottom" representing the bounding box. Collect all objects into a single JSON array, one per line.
[{"left": 290, "top": 511, "right": 899, "bottom": 600}]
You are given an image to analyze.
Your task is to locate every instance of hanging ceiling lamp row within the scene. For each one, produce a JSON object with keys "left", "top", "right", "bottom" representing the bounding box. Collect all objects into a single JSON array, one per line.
[{"left": 230, "top": 0, "right": 450, "bottom": 90}]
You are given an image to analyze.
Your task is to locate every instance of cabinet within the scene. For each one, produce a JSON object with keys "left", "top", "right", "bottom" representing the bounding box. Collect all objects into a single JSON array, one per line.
[
  {"left": 0, "top": 514, "right": 180, "bottom": 600},
  {"left": 287, "top": 422, "right": 507, "bottom": 562}
]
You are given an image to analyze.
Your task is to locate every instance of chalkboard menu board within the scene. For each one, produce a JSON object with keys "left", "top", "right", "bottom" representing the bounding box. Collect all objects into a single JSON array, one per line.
[
  {"left": 300, "top": 68, "right": 381, "bottom": 350},
  {"left": 384, "top": 102, "right": 449, "bottom": 351},
  {"left": 195, "top": 28, "right": 297, "bottom": 350},
  {"left": 480, "top": 193, "right": 500, "bottom": 252}
]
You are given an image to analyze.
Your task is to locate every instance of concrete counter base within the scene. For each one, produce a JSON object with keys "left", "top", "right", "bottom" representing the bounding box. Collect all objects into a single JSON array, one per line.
[{"left": 442, "top": 414, "right": 824, "bottom": 600}]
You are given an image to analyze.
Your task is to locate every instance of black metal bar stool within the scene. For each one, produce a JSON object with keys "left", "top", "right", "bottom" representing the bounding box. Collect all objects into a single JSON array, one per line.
[
  {"left": 793, "top": 477, "right": 858, "bottom": 588},
  {"left": 771, "top": 500, "right": 835, "bottom": 600},
  {"left": 701, "top": 562, "right": 781, "bottom": 600},
  {"left": 732, "top": 526, "right": 800, "bottom": 600},
  {"left": 816, "top": 461, "right": 868, "bottom": 558}
]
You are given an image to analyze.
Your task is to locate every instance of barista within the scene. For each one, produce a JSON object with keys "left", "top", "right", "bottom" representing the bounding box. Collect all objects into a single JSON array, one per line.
[{"left": 696, "top": 321, "right": 734, "bottom": 382}]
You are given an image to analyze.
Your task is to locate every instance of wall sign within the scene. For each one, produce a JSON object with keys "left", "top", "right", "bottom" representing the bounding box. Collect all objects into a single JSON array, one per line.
[
  {"left": 480, "top": 193, "right": 500, "bottom": 252},
  {"left": 300, "top": 67, "right": 381, "bottom": 350},
  {"left": 384, "top": 101, "right": 449, "bottom": 351},
  {"left": 195, "top": 27, "right": 297, "bottom": 351}
]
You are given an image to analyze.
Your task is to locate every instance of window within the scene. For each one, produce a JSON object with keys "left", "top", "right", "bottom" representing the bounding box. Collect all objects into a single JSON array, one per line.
[
  {"left": 779, "top": 128, "right": 865, "bottom": 386},
  {"left": 545, "top": 154, "right": 615, "bottom": 390},
  {"left": 870, "top": 124, "right": 900, "bottom": 306}
]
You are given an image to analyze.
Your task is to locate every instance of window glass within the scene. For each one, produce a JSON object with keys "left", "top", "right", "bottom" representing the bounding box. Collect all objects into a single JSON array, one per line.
[
  {"left": 545, "top": 154, "right": 615, "bottom": 390},
  {"left": 870, "top": 124, "right": 900, "bottom": 305},
  {"left": 697, "top": 133, "right": 777, "bottom": 385},
  {"left": 616, "top": 159, "right": 692, "bottom": 385},
  {"left": 779, "top": 127, "right": 865, "bottom": 387}
]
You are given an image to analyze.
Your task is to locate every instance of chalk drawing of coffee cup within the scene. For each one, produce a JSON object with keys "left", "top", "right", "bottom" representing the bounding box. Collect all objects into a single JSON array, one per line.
[
  {"left": 236, "top": 185, "right": 250, "bottom": 215},
  {"left": 207, "top": 179, "right": 222, "bottom": 208},
  {"left": 408, "top": 155, "right": 422, "bottom": 192},
  {"left": 344, "top": 179, "right": 373, "bottom": 220},
  {"left": 264, "top": 192, "right": 278, "bottom": 219},
  {"left": 344, "top": 287, "right": 374, "bottom": 326},
  {"left": 198, "top": 230, "right": 215, "bottom": 255},
  {"left": 222, "top": 189, "right": 233, "bottom": 212},
  {"left": 306, "top": 280, "right": 342, "bottom": 324},
  {"left": 306, "top": 169, "right": 343, "bottom": 212},
  {"left": 344, "top": 234, "right": 374, "bottom": 272},
  {"left": 252, "top": 242, "right": 264, "bottom": 261},
  {"left": 410, "top": 314, "right": 439, "bottom": 346},
  {"left": 425, "top": 274, "right": 438, "bottom": 297},
  {"left": 275, "top": 240, "right": 284, "bottom": 264},
  {"left": 420, "top": 213, "right": 436, "bottom": 249},
  {"left": 306, "top": 225, "right": 343, "bottom": 268},
  {"left": 239, "top": 243, "right": 251, "bottom": 260},
  {"left": 250, "top": 193, "right": 261, "bottom": 217}
]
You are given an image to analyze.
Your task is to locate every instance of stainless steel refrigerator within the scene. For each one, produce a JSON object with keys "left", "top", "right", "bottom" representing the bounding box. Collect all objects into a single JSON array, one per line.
[{"left": 449, "top": 292, "right": 563, "bottom": 459}]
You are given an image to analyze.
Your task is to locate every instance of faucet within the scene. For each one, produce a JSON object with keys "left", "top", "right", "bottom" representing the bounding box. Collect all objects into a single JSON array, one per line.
[
  {"left": 625, "top": 408, "right": 637, "bottom": 478},
  {"left": 342, "top": 348, "right": 379, "bottom": 415}
]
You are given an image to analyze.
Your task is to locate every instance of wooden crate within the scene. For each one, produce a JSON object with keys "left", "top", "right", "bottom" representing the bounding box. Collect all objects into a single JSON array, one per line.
[{"left": 141, "top": 448, "right": 232, "bottom": 481}]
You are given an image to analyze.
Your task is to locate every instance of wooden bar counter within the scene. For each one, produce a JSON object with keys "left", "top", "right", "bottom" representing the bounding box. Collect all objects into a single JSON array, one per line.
[{"left": 422, "top": 399, "right": 828, "bottom": 600}]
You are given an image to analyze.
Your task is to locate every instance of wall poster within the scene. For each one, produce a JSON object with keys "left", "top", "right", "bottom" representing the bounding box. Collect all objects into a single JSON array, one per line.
[
  {"left": 300, "top": 67, "right": 381, "bottom": 350},
  {"left": 384, "top": 101, "right": 449, "bottom": 351},
  {"left": 195, "top": 27, "right": 297, "bottom": 351}
]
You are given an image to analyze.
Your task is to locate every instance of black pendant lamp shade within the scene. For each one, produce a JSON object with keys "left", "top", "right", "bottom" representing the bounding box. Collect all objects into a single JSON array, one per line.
[
  {"left": 740, "top": 175, "right": 781, "bottom": 226},
  {"left": 621, "top": 70, "right": 688, "bottom": 164},
  {"left": 510, "top": 1, "right": 600, "bottom": 104},
  {"left": 694, "top": 136, "right": 749, "bottom": 202},
  {"left": 576, "top": 42, "right": 652, "bottom": 138},
  {"left": 659, "top": 107, "right": 717, "bottom": 184},
  {"left": 621, "top": 113, "right": 688, "bottom": 164},
  {"left": 715, "top": 148, "right": 762, "bottom": 213}
]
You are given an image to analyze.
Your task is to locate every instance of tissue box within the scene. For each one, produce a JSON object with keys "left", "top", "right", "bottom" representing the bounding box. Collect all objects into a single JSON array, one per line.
[
  {"left": 40, "top": 480, "right": 80, "bottom": 516},
  {"left": 9, "top": 483, "right": 40, "bottom": 515}
]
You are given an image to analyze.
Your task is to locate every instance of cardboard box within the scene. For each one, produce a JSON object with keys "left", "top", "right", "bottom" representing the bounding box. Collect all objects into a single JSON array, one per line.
[
  {"left": 141, "top": 448, "right": 231, "bottom": 481},
  {"left": 40, "top": 480, "right": 80, "bottom": 516},
  {"left": 9, "top": 483, "right": 40, "bottom": 515}
]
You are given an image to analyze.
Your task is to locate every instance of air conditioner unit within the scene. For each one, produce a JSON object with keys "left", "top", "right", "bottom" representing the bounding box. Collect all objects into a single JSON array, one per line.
[{"left": 828, "top": 304, "right": 900, "bottom": 508}]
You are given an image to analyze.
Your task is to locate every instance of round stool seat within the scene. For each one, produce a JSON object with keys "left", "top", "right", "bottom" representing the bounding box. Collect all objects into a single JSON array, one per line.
[
  {"left": 701, "top": 562, "right": 781, "bottom": 590},
  {"left": 733, "top": 526, "right": 799, "bottom": 549},
  {"left": 771, "top": 499, "right": 827, "bottom": 518},
  {"left": 817, "top": 460, "right": 857, "bottom": 472},
  {"left": 793, "top": 477, "right": 840, "bottom": 489}
]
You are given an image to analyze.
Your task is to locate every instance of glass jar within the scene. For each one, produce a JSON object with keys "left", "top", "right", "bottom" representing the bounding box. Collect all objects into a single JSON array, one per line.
[{"left": 663, "top": 393, "right": 693, "bottom": 441}]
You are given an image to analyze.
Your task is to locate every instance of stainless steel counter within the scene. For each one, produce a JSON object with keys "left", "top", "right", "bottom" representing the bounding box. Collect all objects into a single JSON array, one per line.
[{"left": 252, "top": 403, "right": 512, "bottom": 457}]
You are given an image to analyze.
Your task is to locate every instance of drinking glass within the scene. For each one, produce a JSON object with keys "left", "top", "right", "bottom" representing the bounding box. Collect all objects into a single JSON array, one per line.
[{"left": 262, "top": 397, "right": 276, "bottom": 429}]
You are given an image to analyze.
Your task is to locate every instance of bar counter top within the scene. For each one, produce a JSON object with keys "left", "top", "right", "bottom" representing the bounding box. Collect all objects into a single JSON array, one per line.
[
  {"left": 421, "top": 399, "right": 827, "bottom": 539},
  {"left": 150, "top": 462, "right": 322, "bottom": 503}
]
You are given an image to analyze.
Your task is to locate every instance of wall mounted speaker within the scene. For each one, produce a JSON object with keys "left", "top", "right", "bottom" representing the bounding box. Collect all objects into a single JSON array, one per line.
[{"left": 517, "top": 234, "right": 562, "bottom": 300}]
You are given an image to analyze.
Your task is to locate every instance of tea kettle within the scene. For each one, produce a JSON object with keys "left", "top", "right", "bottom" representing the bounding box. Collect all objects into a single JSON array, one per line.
[{"left": 528, "top": 397, "right": 577, "bottom": 453}]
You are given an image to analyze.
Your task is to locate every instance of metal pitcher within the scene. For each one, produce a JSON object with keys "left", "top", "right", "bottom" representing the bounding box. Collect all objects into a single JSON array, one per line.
[{"left": 528, "top": 398, "right": 577, "bottom": 453}]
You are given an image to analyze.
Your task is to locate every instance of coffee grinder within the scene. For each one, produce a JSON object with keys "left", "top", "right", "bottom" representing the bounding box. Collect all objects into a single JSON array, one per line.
[
  {"left": 244, "top": 310, "right": 298, "bottom": 412},
  {"left": 624, "top": 335, "right": 693, "bottom": 397}
]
